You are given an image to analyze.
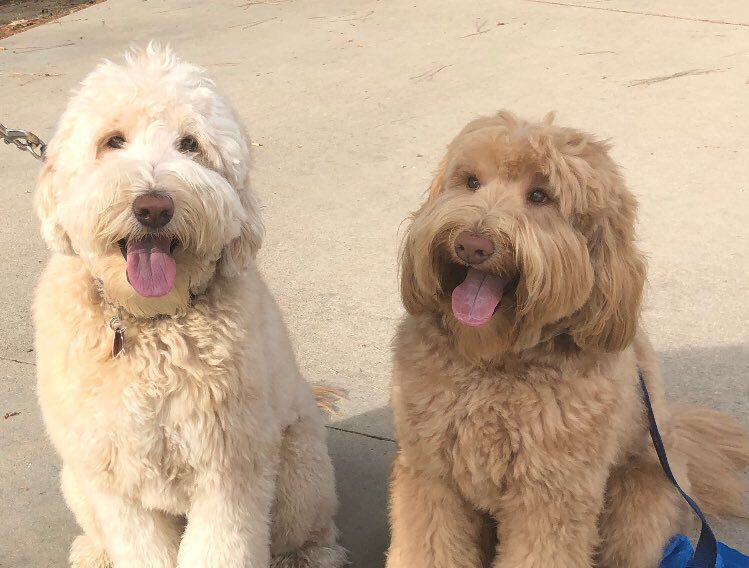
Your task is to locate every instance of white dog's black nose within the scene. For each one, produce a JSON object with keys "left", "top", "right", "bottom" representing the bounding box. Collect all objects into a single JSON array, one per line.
[{"left": 132, "top": 193, "right": 174, "bottom": 229}]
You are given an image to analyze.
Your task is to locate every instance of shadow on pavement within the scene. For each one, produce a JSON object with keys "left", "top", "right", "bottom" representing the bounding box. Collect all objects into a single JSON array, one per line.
[{"left": 328, "top": 411, "right": 395, "bottom": 568}]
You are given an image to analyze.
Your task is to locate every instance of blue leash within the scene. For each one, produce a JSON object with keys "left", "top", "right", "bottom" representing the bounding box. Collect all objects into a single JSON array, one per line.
[{"left": 638, "top": 370, "right": 719, "bottom": 568}]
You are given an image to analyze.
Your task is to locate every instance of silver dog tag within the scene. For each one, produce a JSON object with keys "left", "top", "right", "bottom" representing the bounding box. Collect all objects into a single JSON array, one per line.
[{"left": 109, "top": 317, "right": 125, "bottom": 358}]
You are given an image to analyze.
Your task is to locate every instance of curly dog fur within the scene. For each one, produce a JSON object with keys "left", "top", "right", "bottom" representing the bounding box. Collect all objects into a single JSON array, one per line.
[
  {"left": 34, "top": 45, "right": 345, "bottom": 568},
  {"left": 386, "top": 111, "right": 749, "bottom": 568}
]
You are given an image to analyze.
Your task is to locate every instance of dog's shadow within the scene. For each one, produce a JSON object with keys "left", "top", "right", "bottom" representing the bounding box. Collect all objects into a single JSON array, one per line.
[
  {"left": 328, "top": 406, "right": 395, "bottom": 568},
  {"left": 659, "top": 344, "right": 749, "bottom": 421},
  {"left": 328, "top": 343, "right": 749, "bottom": 567}
]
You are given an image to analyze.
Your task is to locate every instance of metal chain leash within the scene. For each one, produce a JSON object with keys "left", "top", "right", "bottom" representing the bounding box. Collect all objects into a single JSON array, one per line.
[{"left": 0, "top": 122, "right": 47, "bottom": 161}]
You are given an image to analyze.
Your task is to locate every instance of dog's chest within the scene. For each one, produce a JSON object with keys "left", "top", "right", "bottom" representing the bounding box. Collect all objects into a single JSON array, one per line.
[
  {"left": 442, "top": 378, "right": 523, "bottom": 507},
  {"left": 82, "top": 322, "right": 246, "bottom": 513},
  {"left": 401, "top": 368, "right": 619, "bottom": 511}
]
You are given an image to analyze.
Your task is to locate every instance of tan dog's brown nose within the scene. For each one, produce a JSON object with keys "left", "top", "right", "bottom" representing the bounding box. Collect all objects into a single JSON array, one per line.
[
  {"left": 132, "top": 193, "right": 174, "bottom": 229},
  {"left": 455, "top": 231, "right": 494, "bottom": 265}
]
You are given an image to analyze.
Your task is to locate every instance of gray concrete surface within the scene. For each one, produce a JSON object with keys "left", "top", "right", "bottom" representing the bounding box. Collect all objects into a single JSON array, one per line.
[{"left": 1, "top": 0, "right": 748, "bottom": 566}]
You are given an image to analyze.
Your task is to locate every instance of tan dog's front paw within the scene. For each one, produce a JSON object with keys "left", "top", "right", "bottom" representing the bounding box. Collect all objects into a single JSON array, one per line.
[{"left": 271, "top": 542, "right": 348, "bottom": 568}]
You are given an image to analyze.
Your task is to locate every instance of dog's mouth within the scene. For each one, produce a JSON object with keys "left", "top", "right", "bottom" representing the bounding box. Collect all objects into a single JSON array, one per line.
[
  {"left": 442, "top": 263, "right": 519, "bottom": 327},
  {"left": 118, "top": 236, "right": 179, "bottom": 298}
]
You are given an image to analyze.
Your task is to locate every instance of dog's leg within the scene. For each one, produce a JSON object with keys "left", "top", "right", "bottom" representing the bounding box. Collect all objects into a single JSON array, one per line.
[
  {"left": 270, "top": 416, "right": 346, "bottom": 568},
  {"left": 386, "top": 455, "right": 492, "bottom": 568},
  {"left": 492, "top": 468, "right": 607, "bottom": 568},
  {"left": 61, "top": 467, "right": 112, "bottom": 568},
  {"left": 176, "top": 456, "right": 279, "bottom": 568},
  {"left": 597, "top": 456, "right": 685, "bottom": 568},
  {"left": 82, "top": 482, "right": 180, "bottom": 568}
]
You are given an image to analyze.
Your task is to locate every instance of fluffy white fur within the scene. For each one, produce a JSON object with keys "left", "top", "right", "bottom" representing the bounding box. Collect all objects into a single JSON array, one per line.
[{"left": 33, "top": 44, "right": 345, "bottom": 568}]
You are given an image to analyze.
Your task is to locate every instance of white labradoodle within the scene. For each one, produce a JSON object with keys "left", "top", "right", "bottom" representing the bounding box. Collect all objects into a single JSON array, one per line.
[{"left": 33, "top": 44, "right": 346, "bottom": 568}]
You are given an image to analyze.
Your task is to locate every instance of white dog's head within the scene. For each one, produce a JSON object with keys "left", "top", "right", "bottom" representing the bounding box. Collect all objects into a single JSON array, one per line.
[{"left": 35, "top": 43, "right": 263, "bottom": 316}]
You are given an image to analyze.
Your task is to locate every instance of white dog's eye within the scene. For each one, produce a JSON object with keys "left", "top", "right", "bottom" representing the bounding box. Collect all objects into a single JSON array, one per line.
[
  {"left": 467, "top": 175, "right": 481, "bottom": 190},
  {"left": 528, "top": 188, "right": 550, "bottom": 204},
  {"left": 178, "top": 136, "right": 199, "bottom": 154},
  {"left": 105, "top": 135, "right": 126, "bottom": 150}
]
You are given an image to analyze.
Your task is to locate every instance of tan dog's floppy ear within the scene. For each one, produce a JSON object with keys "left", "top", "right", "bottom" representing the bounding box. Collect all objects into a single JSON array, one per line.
[
  {"left": 34, "top": 156, "right": 74, "bottom": 255},
  {"left": 399, "top": 154, "right": 449, "bottom": 313},
  {"left": 219, "top": 186, "right": 264, "bottom": 277},
  {"left": 427, "top": 154, "right": 448, "bottom": 201},
  {"left": 399, "top": 232, "right": 424, "bottom": 315},
  {"left": 571, "top": 200, "right": 646, "bottom": 352}
]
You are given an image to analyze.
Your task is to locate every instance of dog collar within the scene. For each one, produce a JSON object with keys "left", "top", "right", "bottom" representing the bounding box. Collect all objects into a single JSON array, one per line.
[{"left": 94, "top": 278, "right": 203, "bottom": 359}]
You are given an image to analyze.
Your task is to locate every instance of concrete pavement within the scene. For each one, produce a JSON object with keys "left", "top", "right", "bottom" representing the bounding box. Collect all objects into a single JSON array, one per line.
[{"left": 1, "top": 0, "right": 747, "bottom": 565}]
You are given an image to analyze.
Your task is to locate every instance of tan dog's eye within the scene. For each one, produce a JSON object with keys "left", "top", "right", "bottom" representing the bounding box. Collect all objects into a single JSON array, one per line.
[
  {"left": 178, "top": 136, "right": 199, "bottom": 154},
  {"left": 528, "top": 188, "right": 549, "bottom": 204},
  {"left": 467, "top": 175, "right": 481, "bottom": 190},
  {"left": 105, "top": 135, "right": 126, "bottom": 150}
]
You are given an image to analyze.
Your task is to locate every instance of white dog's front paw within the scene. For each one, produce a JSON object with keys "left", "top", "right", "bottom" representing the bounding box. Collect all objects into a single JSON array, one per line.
[{"left": 69, "top": 535, "right": 112, "bottom": 568}]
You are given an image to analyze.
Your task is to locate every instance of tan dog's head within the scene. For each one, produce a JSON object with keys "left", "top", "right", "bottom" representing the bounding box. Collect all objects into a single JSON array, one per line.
[
  {"left": 35, "top": 43, "right": 263, "bottom": 316},
  {"left": 401, "top": 111, "right": 646, "bottom": 357}
]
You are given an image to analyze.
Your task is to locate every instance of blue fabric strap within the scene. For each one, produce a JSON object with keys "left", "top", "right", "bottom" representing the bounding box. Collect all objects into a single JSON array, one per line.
[{"left": 638, "top": 370, "right": 719, "bottom": 568}]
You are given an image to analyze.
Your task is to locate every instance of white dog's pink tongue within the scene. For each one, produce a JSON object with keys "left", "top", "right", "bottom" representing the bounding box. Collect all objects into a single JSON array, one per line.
[
  {"left": 451, "top": 268, "right": 506, "bottom": 327},
  {"left": 126, "top": 236, "right": 176, "bottom": 298}
]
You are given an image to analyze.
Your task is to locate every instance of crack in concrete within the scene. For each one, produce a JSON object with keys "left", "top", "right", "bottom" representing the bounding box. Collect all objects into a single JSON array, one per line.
[
  {"left": 327, "top": 425, "right": 395, "bottom": 443},
  {"left": 8, "top": 41, "right": 77, "bottom": 53},
  {"left": 227, "top": 16, "right": 279, "bottom": 30},
  {"left": 578, "top": 50, "right": 616, "bottom": 56},
  {"left": 524, "top": 1, "right": 749, "bottom": 27},
  {"left": 0, "top": 355, "right": 35, "bottom": 366},
  {"left": 628, "top": 67, "right": 725, "bottom": 87},
  {"left": 410, "top": 64, "right": 451, "bottom": 82},
  {"left": 0, "top": 355, "right": 394, "bottom": 442}
]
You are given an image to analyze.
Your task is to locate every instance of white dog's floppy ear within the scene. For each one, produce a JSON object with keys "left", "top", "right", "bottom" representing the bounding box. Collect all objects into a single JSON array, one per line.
[
  {"left": 219, "top": 186, "right": 264, "bottom": 277},
  {"left": 34, "top": 155, "right": 74, "bottom": 255}
]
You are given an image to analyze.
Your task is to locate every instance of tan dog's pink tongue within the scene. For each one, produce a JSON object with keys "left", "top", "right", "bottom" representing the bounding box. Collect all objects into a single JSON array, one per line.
[
  {"left": 125, "top": 236, "right": 176, "bottom": 298},
  {"left": 451, "top": 268, "right": 506, "bottom": 327}
]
